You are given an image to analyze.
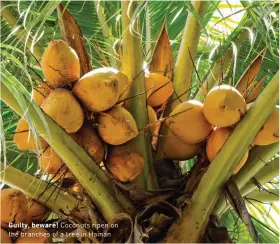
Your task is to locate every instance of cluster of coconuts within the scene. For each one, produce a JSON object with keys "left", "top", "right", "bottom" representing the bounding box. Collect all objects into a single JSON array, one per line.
[
  {"left": 13, "top": 40, "right": 170, "bottom": 184},
  {"left": 164, "top": 85, "right": 279, "bottom": 174},
  {"left": 1, "top": 188, "right": 50, "bottom": 243},
  {"left": 12, "top": 39, "right": 279, "bottom": 185}
]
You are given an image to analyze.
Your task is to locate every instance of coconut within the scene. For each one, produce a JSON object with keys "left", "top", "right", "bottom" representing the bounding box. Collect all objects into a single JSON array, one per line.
[
  {"left": 71, "top": 123, "right": 105, "bottom": 162},
  {"left": 105, "top": 143, "right": 144, "bottom": 182},
  {"left": 206, "top": 127, "right": 249, "bottom": 174},
  {"left": 26, "top": 200, "right": 49, "bottom": 224},
  {"left": 73, "top": 67, "right": 120, "bottom": 112},
  {"left": 39, "top": 147, "right": 64, "bottom": 174},
  {"left": 145, "top": 73, "right": 174, "bottom": 107},
  {"left": 13, "top": 118, "right": 48, "bottom": 151},
  {"left": 163, "top": 130, "right": 201, "bottom": 160},
  {"left": 32, "top": 83, "right": 52, "bottom": 105},
  {"left": 41, "top": 40, "right": 80, "bottom": 88},
  {"left": 252, "top": 109, "right": 279, "bottom": 145},
  {"left": 203, "top": 85, "right": 246, "bottom": 127},
  {"left": 145, "top": 75, "right": 154, "bottom": 98},
  {"left": 147, "top": 106, "right": 157, "bottom": 135},
  {"left": 166, "top": 100, "right": 212, "bottom": 144},
  {"left": 41, "top": 88, "right": 84, "bottom": 133},
  {"left": 1, "top": 229, "right": 11, "bottom": 243},
  {"left": 1, "top": 188, "right": 28, "bottom": 228},
  {"left": 117, "top": 71, "right": 130, "bottom": 101},
  {"left": 16, "top": 228, "right": 51, "bottom": 243},
  {"left": 97, "top": 106, "right": 138, "bottom": 145}
]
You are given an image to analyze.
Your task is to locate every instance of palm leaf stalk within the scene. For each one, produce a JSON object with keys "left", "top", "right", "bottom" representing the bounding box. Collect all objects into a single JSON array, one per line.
[
  {"left": 214, "top": 157, "right": 278, "bottom": 216},
  {"left": 121, "top": 0, "right": 158, "bottom": 190},
  {"left": 1, "top": 75, "right": 135, "bottom": 221},
  {"left": 93, "top": 1, "right": 119, "bottom": 69},
  {"left": 171, "top": 0, "right": 208, "bottom": 107},
  {"left": 165, "top": 71, "right": 279, "bottom": 243},
  {"left": 0, "top": 162, "right": 85, "bottom": 221},
  {"left": 241, "top": 158, "right": 279, "bottom": 196},
  {"left": 213, "top": 142, "right": 279, "bottom": 216},
  {"left": 246, "top": 189, "right": 279, "bottom": 203}
]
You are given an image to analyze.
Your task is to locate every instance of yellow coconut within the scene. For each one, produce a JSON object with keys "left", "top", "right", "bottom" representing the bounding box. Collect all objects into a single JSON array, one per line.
[
  {"left": 166, "top": 100, "right": 213, "bottom": 144},
  {"left": 1, "top": 229, "right": 11, "bottom": 243},
  {"left": 26, "top": 200, "right": 49, "bottom": 224},
  {"left": 203, "top": 85, "right": 246, "bottom": 127},
  {"left": 117, "top": 71, "right": 130, "bottom": 101},
  {"left": 147, "top": 106, "right": 157, "bottom": 135},
  {"left": 39, "top": 147, "right": 64, "bottom": 174},
  {"left": 163, "top": 130, "right": 201, "bottom": 160},
  {"left": 73, "top": 67, "right": 120, "bottom": 112},
  {"left": 32, "top": 83, "right": 52, "bottom": 105},
  {"left": 145, "top": 73, "right": 174, "bottom": 107},
  {"left": 41, "top": 88, "right": 84, "bottom": 133},
  {"left": 71, "top": 123, "right": 105, "bottom": 162},
  {"left": 41, "top": 40, "right": 80, "bottom": 88},
  {"left": 97, "top": 106, "right": 138, "bottom": 145},
  {"left": 16, "top": 228, "right": 51, "bottom": 243},
  {"left": 145, "top": 75, "right": 154, "bottom": 98},
  {"left": 105, "top": 143, "right": 144, "bottom": 182},
  {"left": 1, "top": 188, "right": 28, "bottom": 228},
  {"left": 252, "top": 109, "right": 279, "bottom": 145},
  {"left": 13, "top": 118, "right": 48, "bottom": 151},
  {"left": 206, "top": 127, "right": 249, "bottom": 174}
]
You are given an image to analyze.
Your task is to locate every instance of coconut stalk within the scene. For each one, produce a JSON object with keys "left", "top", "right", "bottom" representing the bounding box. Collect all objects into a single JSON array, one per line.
[
  {"left": 1, "top": 76, "right": 135, "bottom": 221},
  {"left": 121, "top": 0, "right": 158, "bottom": 190},
  {"left": 194, "top": 20, "right": 251, "bottom": 101},
  {"left": 0, "top": 2, "right": 43, "bottom": 59},
  {"left": 213, "top": 142, "right": 279, "bottom": 216},
  {"left": 241, "top": 158, "right": 279, "bottom": 196},
  {"left": 170, "top": 0, "right": 207, "bottom": 107},
  {"left": 93, "top": 1, "right": 119, "bottom": 69},
  {"left": 246, "top": 189, "right": 279, "bottom": 203},
  {"left": 165, "top": 71, "right": 279, "bottom": 243},
  {"left": 0, "top": 162, "right": 83, "bottom": 220}
]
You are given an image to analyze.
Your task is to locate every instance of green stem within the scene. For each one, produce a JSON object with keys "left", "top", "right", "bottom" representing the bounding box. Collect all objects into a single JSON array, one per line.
[
  {"left": 246, "top": 189, "right": 279, "bottom": 203},
  {"left": 145, "top": 4, "right": 151, "bottom": 61},
  {"left": 121, "top": 0, "right": 158, "bottom": 190},
  {"left": 165, "top": 71, "right": 279, "bottom": 243},
  {"left": 241, "top": 158, "right": 279, "bottom": 196},
  {"left": 212, "top": 143, "right": 279, "bottom": 216},
  {"left": 214, "top": 155, "right": 278, "bottom": 216},
  {"left": 1, "top": 76, "right": 135, "bottom": 221},
  {"left": 171, "top": 0, "right": 207, "bottom": 107},
  {"left": 93, "top": 1, "right": 119, "bottom": 69},
  {"left": 0, "top": 163, "right": 83, "bottom": 220},
  {"left": 0, "top": 2, "right": 43, "bottom": 59}
]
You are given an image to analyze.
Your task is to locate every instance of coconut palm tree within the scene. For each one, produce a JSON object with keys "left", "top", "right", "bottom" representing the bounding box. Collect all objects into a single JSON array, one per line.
[{"left": 0, "top": 0, "right": 279, "bottom": 243}]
